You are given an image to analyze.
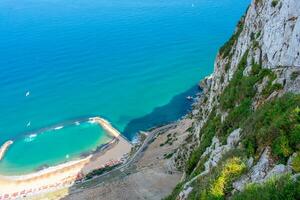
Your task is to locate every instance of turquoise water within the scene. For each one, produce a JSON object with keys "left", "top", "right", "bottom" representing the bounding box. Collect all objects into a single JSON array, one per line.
[
  {"left": 0, "top": 121, "right": 111, "bottom": 175},
  {"left": 0, "top": 0, "right": 250, "bottom": 174}
]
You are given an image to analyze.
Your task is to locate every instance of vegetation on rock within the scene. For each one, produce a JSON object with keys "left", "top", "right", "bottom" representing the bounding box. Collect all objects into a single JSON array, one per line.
[{"left": 231, "top": 175, "right": 300, "bottom": 200}]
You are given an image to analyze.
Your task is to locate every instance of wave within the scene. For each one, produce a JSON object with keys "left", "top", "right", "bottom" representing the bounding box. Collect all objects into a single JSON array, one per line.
[
  {"left": 54, "top": 126, "right": 64, "bottom": 130},
  {"left": 24, "top": 134, "right": 37, "bottom": 142},
  {"left": 131, "top": 135, "right": 139, "bottom": 144},
  {"left": 17, "top": 116, "right": 103, "bottom": 143},
  {"left": 88, "top": 119, "right": 96, "bottom": 124}
]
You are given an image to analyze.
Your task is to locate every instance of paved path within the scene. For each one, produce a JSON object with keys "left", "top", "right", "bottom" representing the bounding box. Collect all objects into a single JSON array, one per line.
[{"left": 70, "top": 123, "right": 176, "bottom": 192}]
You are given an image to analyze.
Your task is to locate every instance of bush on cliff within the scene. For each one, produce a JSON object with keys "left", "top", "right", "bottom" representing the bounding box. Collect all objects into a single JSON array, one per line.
[
  {"left": 231, "top": 175, "right": 300, "bottom": 200},
  {"left": 242, "top": 94, "right": 300, "bottom": 161}
]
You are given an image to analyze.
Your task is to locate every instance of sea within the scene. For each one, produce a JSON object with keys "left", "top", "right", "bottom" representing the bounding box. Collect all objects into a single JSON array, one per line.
[{"left": 0, "top": 0, "right": 250, "bottom": 175}]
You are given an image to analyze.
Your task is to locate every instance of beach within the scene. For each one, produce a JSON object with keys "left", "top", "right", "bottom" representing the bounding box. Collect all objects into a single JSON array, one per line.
[{"left": 0, "top": 117, "right": 132, "bottom": 199}]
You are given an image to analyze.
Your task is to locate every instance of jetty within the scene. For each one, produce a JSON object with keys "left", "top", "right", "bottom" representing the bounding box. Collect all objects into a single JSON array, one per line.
[
  {"left": 0, "top": 140, "right": 13, "bottom": 161},
  {"left": 90, "top": 117, "right": 121, "bottom": 138}
]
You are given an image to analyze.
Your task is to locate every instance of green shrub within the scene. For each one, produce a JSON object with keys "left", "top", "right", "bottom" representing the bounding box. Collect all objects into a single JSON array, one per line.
[
  {"left": 224, "top": 62, "right": 231, "bottom": 72},
  {"left": 272, "top": 0, "right": 279, "bottom": 7},
  {"left": 243, "top": 137, "right": 257, "bottom": 156},
  {"left": 188, "top": 155, "right": 246, "bottom": 200},
  {"left": 291, "top": 71, "right": 300, "bottom": 80},
  {"left": 220, "top": 51, "right": 249, "bottom": 109},
  {"left": 218, "top": 99, "right": 252, "bottom": 143},
  {"left": 220, "top": 75, "right": 224, "bottom": 84},
  {"left": 253, "top": 40, "right": 260, "bottom": 49},
  {"left": 256, "top": 31, "right": 261, "bottom": 39},
  {"left": 242, "top": 94, "right": 300, "bottom": 160},
  {"left": 291, "top": 152, "right": 300, "bottom": 173},
  {"left": 209, "top": 157, "right": 246, "bottom": 199},
  {"left": 186, "top": 112, "right": 222, "bottom": 174},
  {"left": 164, "top": 152, "right": 174, "bottom": 159},
  {"left": 250, "top": 32, "right": 255, "bottom": 41},
  {"left": 85, "top": 164, "right": 121, "bottom": 180},
  {"left": 262, "top": 82, "right": 283, "bottom": 98},
  {"left": 231, "top": 175, "right": 300, "bottom": 200},
  {"left": 255, "top": 0, "right": 262, "bottom": 5},
  {"left": 251, "top": 62, "right": 262, "bottom": 75},
  {"left": 219, "top": 51, "right": 274, "bottom": 111},
  {"left": 191, "top": 154, "right": 209, "bottom": 177},
  {"left": 273, "top": 135, "right": 293, "bottom": 161}
]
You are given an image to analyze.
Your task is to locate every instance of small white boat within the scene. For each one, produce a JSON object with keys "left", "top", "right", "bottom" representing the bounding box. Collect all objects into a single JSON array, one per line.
[{"left": 26, "top": 91, "right": 30, "bottom": 97}]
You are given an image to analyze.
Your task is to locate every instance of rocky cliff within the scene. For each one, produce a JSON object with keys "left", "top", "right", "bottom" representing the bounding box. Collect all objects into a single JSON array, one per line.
[{"left": 166, "top": 0, "right": 300, "bottom": 199}]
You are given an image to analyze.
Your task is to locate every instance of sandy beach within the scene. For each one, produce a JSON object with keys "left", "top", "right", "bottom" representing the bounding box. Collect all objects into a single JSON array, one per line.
[{"left": 0, "top": 117, "right": 132, "bottom": 199}]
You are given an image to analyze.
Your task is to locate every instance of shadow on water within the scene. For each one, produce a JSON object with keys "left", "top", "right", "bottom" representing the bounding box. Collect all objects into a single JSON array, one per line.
[{"left": 123, "top": 85, "right": 200, "bottom": 140}]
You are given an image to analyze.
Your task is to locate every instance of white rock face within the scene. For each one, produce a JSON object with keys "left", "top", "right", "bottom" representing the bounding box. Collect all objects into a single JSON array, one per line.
[
  {"left": 178, "top": 186, "right": 193, "bottom": 200},
  {"left": 265, "top": 164, "right": 291, "bottom": 180},
  {"left": 237, "top": 0, "right": 300, "bottom": 68},
  {"left": 199, "top": 129, "right": 241, "bottom": 174},
  {"left": 261, "top": 0, "right": 300, "bottom": 68},
  {"left": 233, "top": 148, "right": 272, "bottom": 191}
]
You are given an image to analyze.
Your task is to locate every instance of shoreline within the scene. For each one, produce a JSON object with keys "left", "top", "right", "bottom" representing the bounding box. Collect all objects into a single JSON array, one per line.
[
  {"left": 0, "top": 117, "right": 132, "bottom": 199},
  {"left": 61, "top": 118, "right": 193, "bottom": 200}
]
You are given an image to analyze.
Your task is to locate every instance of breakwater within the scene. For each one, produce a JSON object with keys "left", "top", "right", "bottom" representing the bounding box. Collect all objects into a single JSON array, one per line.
[{"left": 0, "top": 140, "right": 13, "bottom": 161}]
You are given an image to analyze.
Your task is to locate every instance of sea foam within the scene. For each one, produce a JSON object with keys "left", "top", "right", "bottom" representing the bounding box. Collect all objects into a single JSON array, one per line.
[
  {"left": 24, "top": 134, "right": 37, "bottom": 142},
  {"left": 54, "top": 126, "right": 64, "bottom": 130}
]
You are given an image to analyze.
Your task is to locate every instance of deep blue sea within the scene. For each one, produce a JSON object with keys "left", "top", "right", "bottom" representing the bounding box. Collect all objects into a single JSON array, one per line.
[{"left": 0, "top": 0, "right": 250, "bottom": 174}]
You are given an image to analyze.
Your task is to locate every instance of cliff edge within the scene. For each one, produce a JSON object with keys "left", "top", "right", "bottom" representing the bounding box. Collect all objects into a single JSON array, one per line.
[{"left": 167, "top": 0, "right": 300, "bottom": 199}]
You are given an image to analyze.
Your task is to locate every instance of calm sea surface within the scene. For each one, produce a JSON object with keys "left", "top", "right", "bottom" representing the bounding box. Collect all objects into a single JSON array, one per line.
[{"left": 0, "top": 0, "right": 249, "bottom": 174}]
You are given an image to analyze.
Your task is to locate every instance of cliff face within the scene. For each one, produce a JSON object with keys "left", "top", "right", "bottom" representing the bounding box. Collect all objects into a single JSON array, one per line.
[
  {"left": 200, "top": 0, "right": 300, "bottom": 114},
  {"left": 168, "top": 0, "right": 300, "bottom": 199}
]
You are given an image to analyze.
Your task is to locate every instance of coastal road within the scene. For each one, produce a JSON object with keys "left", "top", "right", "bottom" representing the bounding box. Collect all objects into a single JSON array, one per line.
[
  {"left": 72, "top": 123, "right": 176, "bottom": 192},
  {"left": 123, "top": 124, "right": 175, "bottom": 168}
]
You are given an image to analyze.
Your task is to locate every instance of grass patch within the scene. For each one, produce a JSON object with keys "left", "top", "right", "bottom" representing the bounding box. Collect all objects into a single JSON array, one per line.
[{"left": 291, "top": 152, "right": 300, "bottom": 173}]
